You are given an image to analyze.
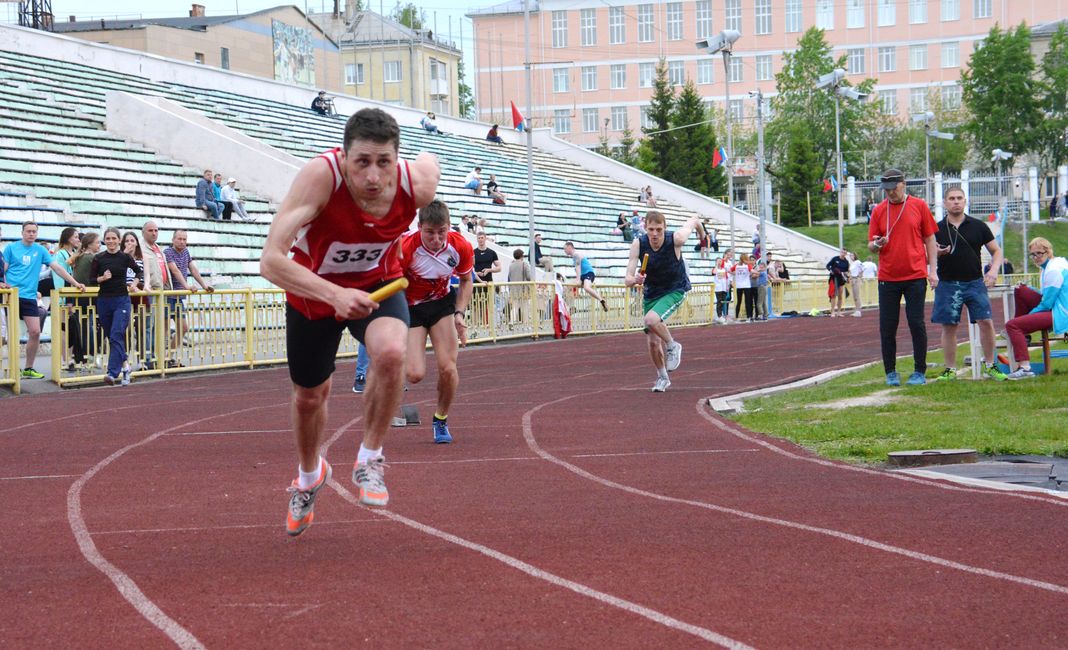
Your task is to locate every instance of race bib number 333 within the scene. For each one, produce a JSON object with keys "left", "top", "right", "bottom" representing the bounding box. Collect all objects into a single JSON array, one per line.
[{"left": 317, "top": 241, "right": 390, "bottom": 275}]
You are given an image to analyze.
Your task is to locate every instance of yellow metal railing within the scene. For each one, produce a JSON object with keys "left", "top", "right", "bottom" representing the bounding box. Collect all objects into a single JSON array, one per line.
[{"left": 1, "top": 288, "right": 19, "bottom": 394}]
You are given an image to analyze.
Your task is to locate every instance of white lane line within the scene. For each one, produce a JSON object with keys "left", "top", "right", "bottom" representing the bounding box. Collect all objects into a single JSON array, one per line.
[
  {"left": 169, "top": 429, "right": 293, "bottom": 436},
  {"left": 522, "top": 395, "right": 1068, "bottom": 597},
  {"left": 68, "top": 404, "right": 282, "bottom": 650},
  {"left": 322, "top": 416, "right": 750, "bottom": 649},
  {"left": 571, "top": 449, "right": 760, "bottom": 459},
  {"left": 0, "top": 473, "right": 79, "bottom": 480},
  {"left": 390, "top": 456, "right": 539, "bottom": 465},
  {"left": 91, "top": 518, "right": 382, "bottom": 535},
  {"left": 694, "top": 398, "right": 1068, "bottom": 508}
]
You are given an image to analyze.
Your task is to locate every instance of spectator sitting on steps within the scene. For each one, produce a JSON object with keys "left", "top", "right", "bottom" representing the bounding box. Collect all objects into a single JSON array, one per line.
[
  {"left": 195, "top": 169, "right": 223, "bottom": 220},
  {"left": 486, "top": 124, "right": 504, "bottom": 144},
  {"left": 486, "top": 175, "right": 506, "bottom": 204},
  {"left": 420, "top": 112, "right": 443, "bottom": 135},
  {"left": 463, "top": 167, "right": 483, "bottom": 195},
  {"left": 310, "top": 91, "right": 333, "bottom": 116},
  {"left": 221, "top": 178, "right": 254, "bottom": 222}
]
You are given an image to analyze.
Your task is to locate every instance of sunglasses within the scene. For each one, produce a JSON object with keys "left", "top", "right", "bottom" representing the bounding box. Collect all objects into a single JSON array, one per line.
[{"left": 1028, "top": 251, "right": 1047, "bottom": 258}]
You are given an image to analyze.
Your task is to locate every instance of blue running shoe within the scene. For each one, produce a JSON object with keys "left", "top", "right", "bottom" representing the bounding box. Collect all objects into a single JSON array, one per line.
[
  {"left": 352, "top": 374, "right": 365, "bottom": 394},
  {"left": 885, "top": 371, "right": 901, "bottom": 387},
  {"left": 433, "top": 416, "right": 452, "bottom": 444},
  {"left": 906, "top": 371, "right": 926, "bottom": 385}
]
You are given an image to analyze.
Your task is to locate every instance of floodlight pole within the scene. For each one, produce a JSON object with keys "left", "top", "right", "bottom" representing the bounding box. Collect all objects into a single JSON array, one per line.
[
  {"left": 755, "top": 89, "right": 767, "bottom": 267},
  {"left": 723, "top": 48, "right": 735, "bottom": 251},
  {"left": 924, "top": 126, "right": 931, "bottom": 207},
  {"left": 523, "top": 0, "right": 536, "bottom": 276},
  {"left": 834, "top": 91, "right": 844, "bottom": 250}
]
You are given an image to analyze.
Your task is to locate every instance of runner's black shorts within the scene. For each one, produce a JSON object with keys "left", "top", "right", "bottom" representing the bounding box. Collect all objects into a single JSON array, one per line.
[
  {"left": 408, "top": 290, "right": 456, "bottom": 330},
  {"left": 285, "top": 287, "right": 409, "bottom": 388}
]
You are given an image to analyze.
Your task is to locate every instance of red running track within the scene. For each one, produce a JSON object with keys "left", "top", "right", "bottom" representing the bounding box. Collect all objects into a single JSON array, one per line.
[{"left": 1, "top": 313, "right": 1065, "bottom": 648}]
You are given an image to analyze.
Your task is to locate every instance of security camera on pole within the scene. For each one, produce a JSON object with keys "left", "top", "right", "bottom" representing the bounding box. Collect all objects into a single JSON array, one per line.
[
  {"left": 913, "top": 111, "right": 955, "bottom": 207},
  {"left": 816, "top": 68, "right": 868, "bottom": 250},
  {"left": 697, "top": 29, "right": 741, "bottom": 250}
]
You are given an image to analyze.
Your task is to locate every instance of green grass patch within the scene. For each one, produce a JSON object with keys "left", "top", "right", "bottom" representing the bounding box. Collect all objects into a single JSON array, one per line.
[{"left": 729, "top": 346, "right": 1068, "bottom": 464}]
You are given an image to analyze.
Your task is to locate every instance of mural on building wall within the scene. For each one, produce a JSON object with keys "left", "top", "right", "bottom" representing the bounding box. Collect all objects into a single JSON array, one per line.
[{"left": 272, "top": 20, "right": 315, "bottom": 86}]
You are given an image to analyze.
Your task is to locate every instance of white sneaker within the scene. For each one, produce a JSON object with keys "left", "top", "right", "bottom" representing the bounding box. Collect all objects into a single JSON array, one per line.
[
  {"left": 651, "top": 376, "right": 671, "bottom": 392},
  {"left": 121, "top": 362, "right": 131, "bottom": 386},
  {"left": 665, "top": 341, "right": 683, "bottom": 372},
  {"left": 852, "top": 310, "right": 862, "bottom": 318},
  {"left": 1006, "top": 367, "right": 1035, "bottom": 380}
]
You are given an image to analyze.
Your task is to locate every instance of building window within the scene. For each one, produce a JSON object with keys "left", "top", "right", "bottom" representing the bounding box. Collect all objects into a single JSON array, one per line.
[
  {"left": 725, "top": 0, "right": 741, "bottom": 32},
  {"left": 639, "top": 62, "right": 655, "bottom": 88},
  {"left": 609, "top": 7, "right": 625, "bottom": 44},
  {"left": 941, "top": 42, "right": 960, "bottom": 68},
  {"left": 384, "top": 60, "right": 401, "bottom": 82},
  {"left": 942, "top": 84, "right": 961, "bottom": 110},
  {"left": 667, "top": 60, "right": 685, "bottom": 85},
  {"left": 552, "top": 10, "right": 568, "bottom": 48},
  {"left": 878, "top": 0, "right": 895, "bottom": 26},
  {"left": 553, "top": 68, "right": 569, "bottom": 93},
  {"left": 909, "top": 45, "right": 928, "bottom": 70},
  {"left": 729, "top": 99, "right": 743, "bottom": 121},
  {"left": 847, "top": 48, "right": 865, "bottom": 75},
  {"left": 194, "top": 52, "right": 205, "bottom": 65},
  {"left": 881, "top": 93, "right": 898, "bottom": 115},
  {"left": 581, "top": 8, "right": 596, "bottom": 46},
  {"left": 941, "top": 0, "right": 960, "bottom": 21},
  {"left": 611, "top": 106, "right": 628, "bottom": 131},
  {"left": 755, "top": 0, "right": 772, "bottom": 35},
  {"left": 697, "top": 59, "right": 714, "bottom": 84},
  {"left": 345, "top": 63, "right": 357, "bottom": 85},
  {"left": 637, "top": 4, "right": 654, "bottom": 43},
  {"left": 640, "top": 106, "right": 653, "bottom": 129},
  {"left": 553, "top": 109, "right": 571, "bottom": 134},
  {"left": 910, "top": 0, "right": 928, "bottom": 24},
  {"left": 696, "top": 0, "right": 712, "bottom": 39},
  {"left": 910, "top": 88, "right": 927, "bottom": 113},
  {"left": 429, "top": 59, "right": 447, "bottom": 87},
  {"left": 611, "top": 64, "right": 626, "bottom": 89},
  {"left": 582, "top": 66, "right": 597, "bottom": 91},
  {"left": 785, "top": 0, "right": 802, "bottom": 33},
  {"left": 816, "top": 0, "right": 834, "bottom": 29},
  {"left": 728, "top": 57, "right": 743, "bottom": 83},
  {"left": 666, "top": 3, "right": 683, "bottom": 40},
  {"left": 846, "top": 0, "right": 864, "bottom": 28},
  {"left": 756, "top": 55, "right": 772, "bottom": 81},
  {"left": 878, "top": 46, "right": 896, "bottom": 73},
  {"left": 973, "top": 0, "right": 991, "bottom": 19},
  {"left": 220, "top": 47, "right": 230, "bottom": 70},
  {"left": 583, "top": 107, "right": 599, "bottom": 133}
]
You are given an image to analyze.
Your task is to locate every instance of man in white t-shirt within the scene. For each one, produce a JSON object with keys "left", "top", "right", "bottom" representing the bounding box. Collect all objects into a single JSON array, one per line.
[
  {"left": 462, "top": 167, "right": 482, "bottom": 195},
  {"left": 862, "top": 258, "right": 878, "bottom": 278},
  {"left": 849, "top": 252, "right": 864, "bottom": 317}
]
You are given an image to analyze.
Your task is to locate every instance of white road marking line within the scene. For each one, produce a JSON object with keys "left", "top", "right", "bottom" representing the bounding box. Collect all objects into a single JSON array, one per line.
[
  {"left": 694, "top": 398, "right": 1068, "bottom": 508},
  {"left": 169, "top": 429, "right": 292, "bottom": 436},
  {"left": 572, "top": 449, "right": 760, "bottom": 459},
  {"left": 91, "top": 518, "right": 381, "bottom": 535},
  {"left": 322, "top": 417, "right": 750, "bottom": 649},
  {"left": 0, "top": 473, "right": 79, "bottom": 480},
  {"left": 521, "top": 395, "right": 1068, "bottom": 597},
  {"left": 390, "top": 456, "right": 539, "bottom": 465}
]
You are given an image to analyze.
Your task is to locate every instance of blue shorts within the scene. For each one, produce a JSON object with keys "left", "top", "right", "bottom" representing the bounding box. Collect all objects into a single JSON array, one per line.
[
  {"left": 463, "top": 179, "right": 480, "bottom": 190},
  {"left": 932, "top": 278, "right": 992, "bottom": 325},
  {"left": 18, "top": 298, "right": 39, "bottom": 320},
  {"left": 167, "top": 295, "right": 186, "bottom": 313},
  {"left": 580, "top": 271, "right": 596, "bottom": 284}
]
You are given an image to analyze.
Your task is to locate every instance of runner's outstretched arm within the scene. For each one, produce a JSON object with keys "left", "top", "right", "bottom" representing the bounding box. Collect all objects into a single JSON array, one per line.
[{"left": 624, "top": 239, "right": 643, "bottom": 287}]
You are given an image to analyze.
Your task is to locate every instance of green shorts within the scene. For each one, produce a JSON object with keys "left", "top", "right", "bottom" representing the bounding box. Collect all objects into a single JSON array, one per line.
[{"left": 643, "top": 291, "right": 686, "bottom": 324}]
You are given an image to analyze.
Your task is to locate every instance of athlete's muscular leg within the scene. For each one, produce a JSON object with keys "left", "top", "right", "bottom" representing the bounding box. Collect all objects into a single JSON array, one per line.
[
  {"left": 427, "top": 315, "right": 460, "bottom": 417},
  {"left": 644, "top": 311, "right": 671, "bottom": 369},
  {"left": 292, "top": 379, "right": 331, "bottom": 473},
  {"left": 405, "top": 327, "right": 429, "bottom": 385},
  {"left": 582, "top": 279, "right": 604, "bottom": 302},
  {"left": 362, "top": 316, "right": 408, "bottom": 450}
]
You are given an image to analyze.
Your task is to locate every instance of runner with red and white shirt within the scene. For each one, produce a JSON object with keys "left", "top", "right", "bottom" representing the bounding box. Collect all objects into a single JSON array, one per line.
[
  {"left": 400, "top": 200, "right": 474, "bottom": 444},
  {"left": 261, "top": 108, "right": 440, "bottom": 537}
]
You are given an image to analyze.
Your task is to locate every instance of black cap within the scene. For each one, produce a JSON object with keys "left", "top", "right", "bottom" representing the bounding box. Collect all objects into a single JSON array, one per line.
[{"left": 880, "top": 168, "right": 905, "bottom": 190}]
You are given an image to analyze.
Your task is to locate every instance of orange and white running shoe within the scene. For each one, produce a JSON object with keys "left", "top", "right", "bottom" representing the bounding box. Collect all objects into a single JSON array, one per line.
[
  {"left": 352, "top": 457, "right": 389, "bottom": 507},
  {"left": 285, "top": 460, "right": 332, "bottom": 537}
]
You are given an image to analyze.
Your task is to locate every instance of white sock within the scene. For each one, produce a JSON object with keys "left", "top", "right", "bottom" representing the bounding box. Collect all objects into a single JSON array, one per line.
[
  {"left": 297, "top": 457, "right": 324, "bottom": 490},
  {"left": 657, "top": 367, "right": 668, "bottom": 380},
  {"left": 357, "top": 443, "right": 383, "bottom": 465},
  {"left": 1019, "top": 363, "right": 1031, "bottom": 371}
]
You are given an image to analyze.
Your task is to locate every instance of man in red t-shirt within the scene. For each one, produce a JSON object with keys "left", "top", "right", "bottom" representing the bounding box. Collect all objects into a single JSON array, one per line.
[
  {"left": 867, "top": 168, "right": 939, "bottom": 386},
  {"left": 261, "top": 108, "right": 440, "bottom": 537},
  {"left": 401, "top": 200, "right": 474, "bottom": 444}
]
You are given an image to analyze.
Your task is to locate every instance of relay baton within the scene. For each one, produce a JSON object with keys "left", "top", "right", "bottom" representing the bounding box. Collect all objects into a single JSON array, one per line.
[
  {"left": 640, "top": 253, "right": 649, "bottom": 274},
  {"left": 368, "top": 277, "right": 409, "bottom": 302}
]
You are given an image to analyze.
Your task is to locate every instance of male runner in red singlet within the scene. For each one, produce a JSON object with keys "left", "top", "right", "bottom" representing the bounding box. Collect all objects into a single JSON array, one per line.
[
  {"left": 261, "top": 108, "right": 440, "bottom": 537},
  {"left": 400, "top": 199, "right": 474, "bottom": 444}
]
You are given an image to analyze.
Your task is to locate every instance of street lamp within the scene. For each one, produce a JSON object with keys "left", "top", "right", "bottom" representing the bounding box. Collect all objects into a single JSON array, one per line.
[
  {"left": 913, "top": 111, "right": 955, "bottom": 206},
  {"left": 698, "top": 29, "right": 741, "bottom": 249},
  {"left": 816, "top": 68, "right": 867, "bottom": 250},
  {"left": 992, "top": 148, "right": 1018, "bottom": 273}
]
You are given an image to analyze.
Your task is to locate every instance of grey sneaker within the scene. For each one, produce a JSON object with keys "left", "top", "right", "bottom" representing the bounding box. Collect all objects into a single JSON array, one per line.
[
  {"left": 1006, "top": 367, "right": 1035, "bottom": 380},
  {"left": 651, "top": 376, "right": 671, "bottom": 392},
  {"left": 352, "top": 457, "right": 389, "bottom": 506},
  {"left": 121, "top": 363, "right": 131, "bottom": 386},
  {"left": 665, "top": 341, "right": 683, "bottom": 372},
  {"left": 285, "top": 460, "right": 332, "bottom": 537}
]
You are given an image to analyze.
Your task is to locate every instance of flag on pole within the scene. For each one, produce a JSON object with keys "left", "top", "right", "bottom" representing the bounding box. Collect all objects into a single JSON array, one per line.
[
  {"left": 711, "top": 146, "right": 727, "bottom": 168},
  {"left": 823, "top": 178, "right": 832, "bottom": 193},
  {"left": 823, "top": 176, "right": 839, "bottom": 193},
  {"left": 830, "top": 175, "right": 839, "bottom": 192},
  {"left": 510, "top": 101, "right": 527, "bottom": 132}
]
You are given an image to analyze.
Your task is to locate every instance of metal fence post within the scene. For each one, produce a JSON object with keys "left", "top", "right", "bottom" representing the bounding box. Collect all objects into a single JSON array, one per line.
[
  {"left": 50, "top": 289, "right": 62, "bottom": 385},
  {"left": 244, "top": 288, "right": 255, "bottom": 368}
]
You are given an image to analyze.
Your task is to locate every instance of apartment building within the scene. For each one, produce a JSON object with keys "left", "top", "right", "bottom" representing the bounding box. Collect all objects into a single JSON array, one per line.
[{"left": 469, "top": 1, "right": 1066, "bottom": 148}]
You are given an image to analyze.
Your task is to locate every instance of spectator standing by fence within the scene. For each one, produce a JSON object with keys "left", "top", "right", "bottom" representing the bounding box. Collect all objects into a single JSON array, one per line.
[
  {"left": 868, "top": 168, "right": 938, "bottom": 386},
  {"left": 732, "top": 253, "right": 755, "bottom": 321},
  {"left": 71, "top": 232, "right": 100, "bottom": 366},
  {"left": 92, "top": 228, "right": 140, "bottom": 386},
  {"left": 713, "top": 250, "right": 733, "bottom": 323},
  {"left": 848, "top": 252, "right": 864, "bottom": 317},
  {"left": 52, "top": 227, "right": 86, "bottom": 371},
  {"left": 826, "top": 248, "right": 850, "bottom": 318},
  {"left": 121, "top": 231, "right": 145, "bottom": 375},
  {"left": 165, "top": 230, "right": 214, "bottom": 367},
  {"left": 141, "top": 221, "right": 170, "bottom": 369}
]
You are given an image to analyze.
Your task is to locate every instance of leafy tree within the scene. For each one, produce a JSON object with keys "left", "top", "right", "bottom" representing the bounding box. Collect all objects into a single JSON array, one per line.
[
  {"left": 390, "top": 1, "right": 425, "bottom": 29},
  {"left": 666, "top": 80, "right": 726, "bottom": 196},
  {"left": 778, "top": 124, "right": 828, "bottom": 226},
  {"left": 456, "top": 59, "right": 474, "bottom": 120},
  {"left": 1038, "top": 24, "right": 1068, "bottom": 171},
  {"left": 636, "top": 59, "right": 676, "bottom": 177},
  {"left": 961, "top": 23, "right": 1044, "bottom": 162},
  {"left": 614, "top": 125, "right": 638, "bottom": 166}
]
